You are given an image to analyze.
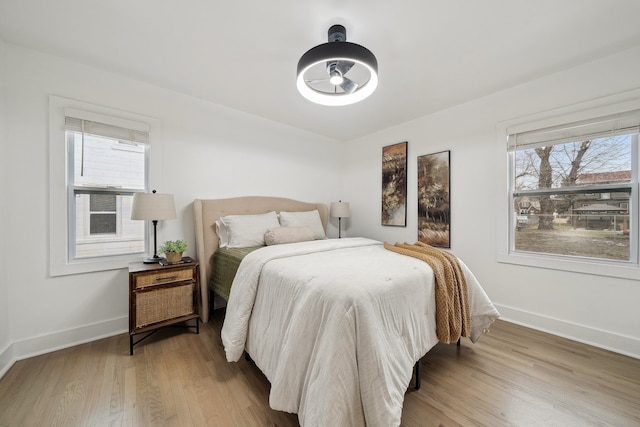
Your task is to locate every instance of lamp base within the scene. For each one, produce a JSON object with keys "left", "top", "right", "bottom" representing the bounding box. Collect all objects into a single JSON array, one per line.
[{"left": 143, "top": 255, "right": 164, "bottom": 264}]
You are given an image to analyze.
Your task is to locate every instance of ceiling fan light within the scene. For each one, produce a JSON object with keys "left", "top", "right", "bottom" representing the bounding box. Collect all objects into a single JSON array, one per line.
[
  {"left": 297, "top": 25, "right": 378, "bottom": 106},
  {"left": 329, "top": 73, "right": 344, "bottom": 85}
]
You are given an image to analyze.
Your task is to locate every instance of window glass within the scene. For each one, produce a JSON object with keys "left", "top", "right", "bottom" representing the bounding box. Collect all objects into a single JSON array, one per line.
[
  {"left": 72, "top": 133, "right": 145, "bottom": 189},
  {"left": 511, "top": 133, "right": 635, "bottom": 263},
  {"left": 514, "top": 135, "right": 632, "bottom": 191},
  {"left": 514, "top": 191, "right": 630, "bottom": 261},
  {"left": 67, "top": 124, "right": 147, "bottom": 260}
]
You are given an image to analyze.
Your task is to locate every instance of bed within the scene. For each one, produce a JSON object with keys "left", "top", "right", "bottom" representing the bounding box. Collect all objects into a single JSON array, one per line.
[{"left": 193, "top": 196, "right": 499, "bottom": 427}]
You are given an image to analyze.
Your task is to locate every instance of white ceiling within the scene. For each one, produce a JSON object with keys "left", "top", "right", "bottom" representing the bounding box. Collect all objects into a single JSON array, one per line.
[{"left": 2, "top": 0, "right": 640, "bottom": 141}]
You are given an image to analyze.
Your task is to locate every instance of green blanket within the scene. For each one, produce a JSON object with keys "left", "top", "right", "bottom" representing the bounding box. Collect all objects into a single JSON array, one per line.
[{"left": 211, "top": 246, "right": 262, "bottom": 300}]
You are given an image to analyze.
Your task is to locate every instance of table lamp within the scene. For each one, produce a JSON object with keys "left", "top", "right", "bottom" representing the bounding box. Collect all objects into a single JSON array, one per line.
[
  {"left": 330, "top": 200, "right": 351, "bottom": 238},
  {"left": 131, "top": 190, "right": 177, "bottom": 263}
]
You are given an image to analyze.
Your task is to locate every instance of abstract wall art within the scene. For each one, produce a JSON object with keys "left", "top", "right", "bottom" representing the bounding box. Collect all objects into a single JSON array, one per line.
[
  {"left": 381, "top": 141, "right": 408, "bottom": 226},
  {"left": 417, "top": 150, "right": 450, "bottom": 248}
]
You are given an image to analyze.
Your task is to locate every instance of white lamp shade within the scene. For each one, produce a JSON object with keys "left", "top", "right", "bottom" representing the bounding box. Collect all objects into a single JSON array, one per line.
[
  {"left": 330, "top": 201, "right": 351, "bottom": 218},
  {"left": 131, "top": 192, "right": 177, "bottom": 221}
]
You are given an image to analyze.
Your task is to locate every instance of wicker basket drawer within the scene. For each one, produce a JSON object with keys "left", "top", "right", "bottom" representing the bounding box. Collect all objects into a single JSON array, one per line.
[
  {"left": 135, "top": 283, "right": 195, "bottom": 328},
  {"left": 128, "top": 259, "right": 200, "bottom": 354},
  {"left": 134, "top": 267, "right": 193, "bottom": 289}
]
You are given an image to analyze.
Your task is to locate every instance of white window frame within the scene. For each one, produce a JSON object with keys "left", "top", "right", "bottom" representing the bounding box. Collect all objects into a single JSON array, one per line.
[
  {"left": 496, "top": 89, "right": 640, "bottom": 280},
  {"left": 49, "top": 96, "right": 162, "bottom": 276}
]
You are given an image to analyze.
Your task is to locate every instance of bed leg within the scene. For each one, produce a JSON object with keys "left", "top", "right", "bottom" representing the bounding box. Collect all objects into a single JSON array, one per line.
[
  {"left": 244, "top": 351, "right": 252, "bottom": 362},
  {"left": 414, "top": 360, "right": 421, "bottom": 390},
  {"left": 457, "top": 338, "right": 461, "bottom": 347}
]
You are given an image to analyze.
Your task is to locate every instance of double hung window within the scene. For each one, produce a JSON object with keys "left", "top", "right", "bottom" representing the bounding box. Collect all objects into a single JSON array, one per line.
[
  {"left": 507, "top": 109, "right": 639, "bottom": 265},
  {"left": 65, "top": 113, "right": 149, "bottom": 260},
  {"left": 50, "top": 96, "right": 160, "bottom": 276}
]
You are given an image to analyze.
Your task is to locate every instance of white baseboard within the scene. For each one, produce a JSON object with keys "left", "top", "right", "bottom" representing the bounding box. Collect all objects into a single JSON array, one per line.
[
  {"left": 0, "top": 342, "right": 15, "bottom": 379},
  {"left": 0, "top": 316, "right": 128, "bottom": 379},
  {"left": 2, "top": 308, "right": 638, "bottom": 380},
  {"left": 495, "top": 304, "right": 640, "bottom": 359}
]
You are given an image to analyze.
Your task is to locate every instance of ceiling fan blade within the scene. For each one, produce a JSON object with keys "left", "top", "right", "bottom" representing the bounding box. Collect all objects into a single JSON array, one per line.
[
  {"left": 305, "top": 78, "right": 330, "bottom": 83},
  {"left": 340, "top": 77, "right": 358, "bottom": 94},
  {"left": 335, "top": 60, "right": 354, "bottom": 75}
]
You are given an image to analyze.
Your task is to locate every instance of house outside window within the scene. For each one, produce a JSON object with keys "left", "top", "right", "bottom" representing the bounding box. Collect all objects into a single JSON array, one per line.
[{"left": 507, "top": 109, "right": 639, "bottom": 264}]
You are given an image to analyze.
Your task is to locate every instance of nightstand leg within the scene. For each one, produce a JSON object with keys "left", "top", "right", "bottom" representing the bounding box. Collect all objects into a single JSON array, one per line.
[
  {"left": 196, "top": 318, "right": 200, "bottom": 334},
  {"left": 130, "top": 336, "right": 134, "bottom": 355}
]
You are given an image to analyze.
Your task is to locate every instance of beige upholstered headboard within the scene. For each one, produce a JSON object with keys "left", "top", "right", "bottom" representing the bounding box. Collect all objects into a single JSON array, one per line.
[{"left": 193, "top": 196, "right": 329, "bottom": 322}]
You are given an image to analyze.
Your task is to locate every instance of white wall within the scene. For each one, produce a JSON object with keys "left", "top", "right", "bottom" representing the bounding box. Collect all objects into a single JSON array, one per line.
[
  {"left": 0, "top": 43, "right": 342, "bottom": 373},
  {"left": 344, "top": 46, "right": 640, "bottom": 358},
  {"left": 0, "top": 38, "right": 12, "bottom": 377},
  {"left": 2, "top": 38, "right": 639, "bottom": 382}
]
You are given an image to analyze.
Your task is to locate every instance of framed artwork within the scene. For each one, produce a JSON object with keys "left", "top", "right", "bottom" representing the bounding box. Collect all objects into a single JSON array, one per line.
[
  {"left": 381, "top": 141, "right": 408, "bottom": 226},
  {"left": 417, "top": 150, "right": 450, "bottom": 248}
]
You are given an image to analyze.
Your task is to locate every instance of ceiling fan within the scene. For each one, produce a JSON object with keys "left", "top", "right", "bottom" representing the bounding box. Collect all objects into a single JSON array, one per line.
[{"left": 297, "top": 24, "right": 378, "bottom": 106}]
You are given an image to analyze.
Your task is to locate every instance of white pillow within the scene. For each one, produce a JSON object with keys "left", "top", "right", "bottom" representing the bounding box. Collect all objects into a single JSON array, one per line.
[
  {"left": 264, "top": 226, "right": 315, "bottom": 246},
  {"left": 215, "top": 219, "right": 229, "bottom": 248},
  {"left": 220, "top": 211, "right": 280, "bottom": 248},
  {"left": 279, "top": 210, "right": 327, "bottom": 240}
]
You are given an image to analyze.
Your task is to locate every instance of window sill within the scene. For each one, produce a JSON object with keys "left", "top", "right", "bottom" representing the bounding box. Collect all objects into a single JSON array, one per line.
[
  {"left": 497, "top": 251, "right": 640, "bottom": 281},
  {"left": 50, "top": 255, "right": 147, "bottom": 277}
]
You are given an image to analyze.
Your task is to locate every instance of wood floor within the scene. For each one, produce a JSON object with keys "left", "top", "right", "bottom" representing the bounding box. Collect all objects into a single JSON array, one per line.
[{"left": 1, "top": 311, "right": 639, "bottom": 426}]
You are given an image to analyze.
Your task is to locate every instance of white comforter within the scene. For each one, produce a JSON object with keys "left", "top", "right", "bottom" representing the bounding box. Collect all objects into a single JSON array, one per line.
[{"left": 221, "top": 238, "right": 499, "bottom": 427}]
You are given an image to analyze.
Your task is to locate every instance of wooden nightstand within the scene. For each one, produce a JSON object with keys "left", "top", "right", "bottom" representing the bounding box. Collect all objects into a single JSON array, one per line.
[{"left": 128, "top": 257, "right": 200, "bottom": 355}]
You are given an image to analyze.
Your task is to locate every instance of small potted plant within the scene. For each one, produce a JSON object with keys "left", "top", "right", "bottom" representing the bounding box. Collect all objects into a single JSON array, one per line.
[{"left": 158, "top": 239, "right": 188, "bottom": 263}]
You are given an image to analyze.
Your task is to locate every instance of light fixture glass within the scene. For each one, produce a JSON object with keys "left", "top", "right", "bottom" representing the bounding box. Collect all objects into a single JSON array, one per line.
[
  {"left": 297, "top": 25, "right": 378, "bottom": 106},
  {"left": 329, "top": 73, "right": 344, "bottom": 85}
]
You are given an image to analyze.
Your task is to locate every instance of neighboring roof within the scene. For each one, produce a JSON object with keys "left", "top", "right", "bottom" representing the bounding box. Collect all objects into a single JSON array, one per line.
[
  {"left": 573, "top": 204, "right": 627, "bottom": 212},
  {"left": 576, "top": 171, "right": 631, "bottom": 185}
]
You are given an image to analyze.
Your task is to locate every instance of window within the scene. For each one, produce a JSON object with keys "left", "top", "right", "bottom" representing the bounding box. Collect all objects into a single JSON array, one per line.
[
  {"left": 49, "top": 96, "right": 161, "bottom": 276},
  {"left": 66, "top": 115, "right": 148, "bottom": 260},
  {"left": 506, "top": 109, "right": 639, "bottom": 265},
  {"left": 89, "top": 194, "right": 117, "bottom": 234}
]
